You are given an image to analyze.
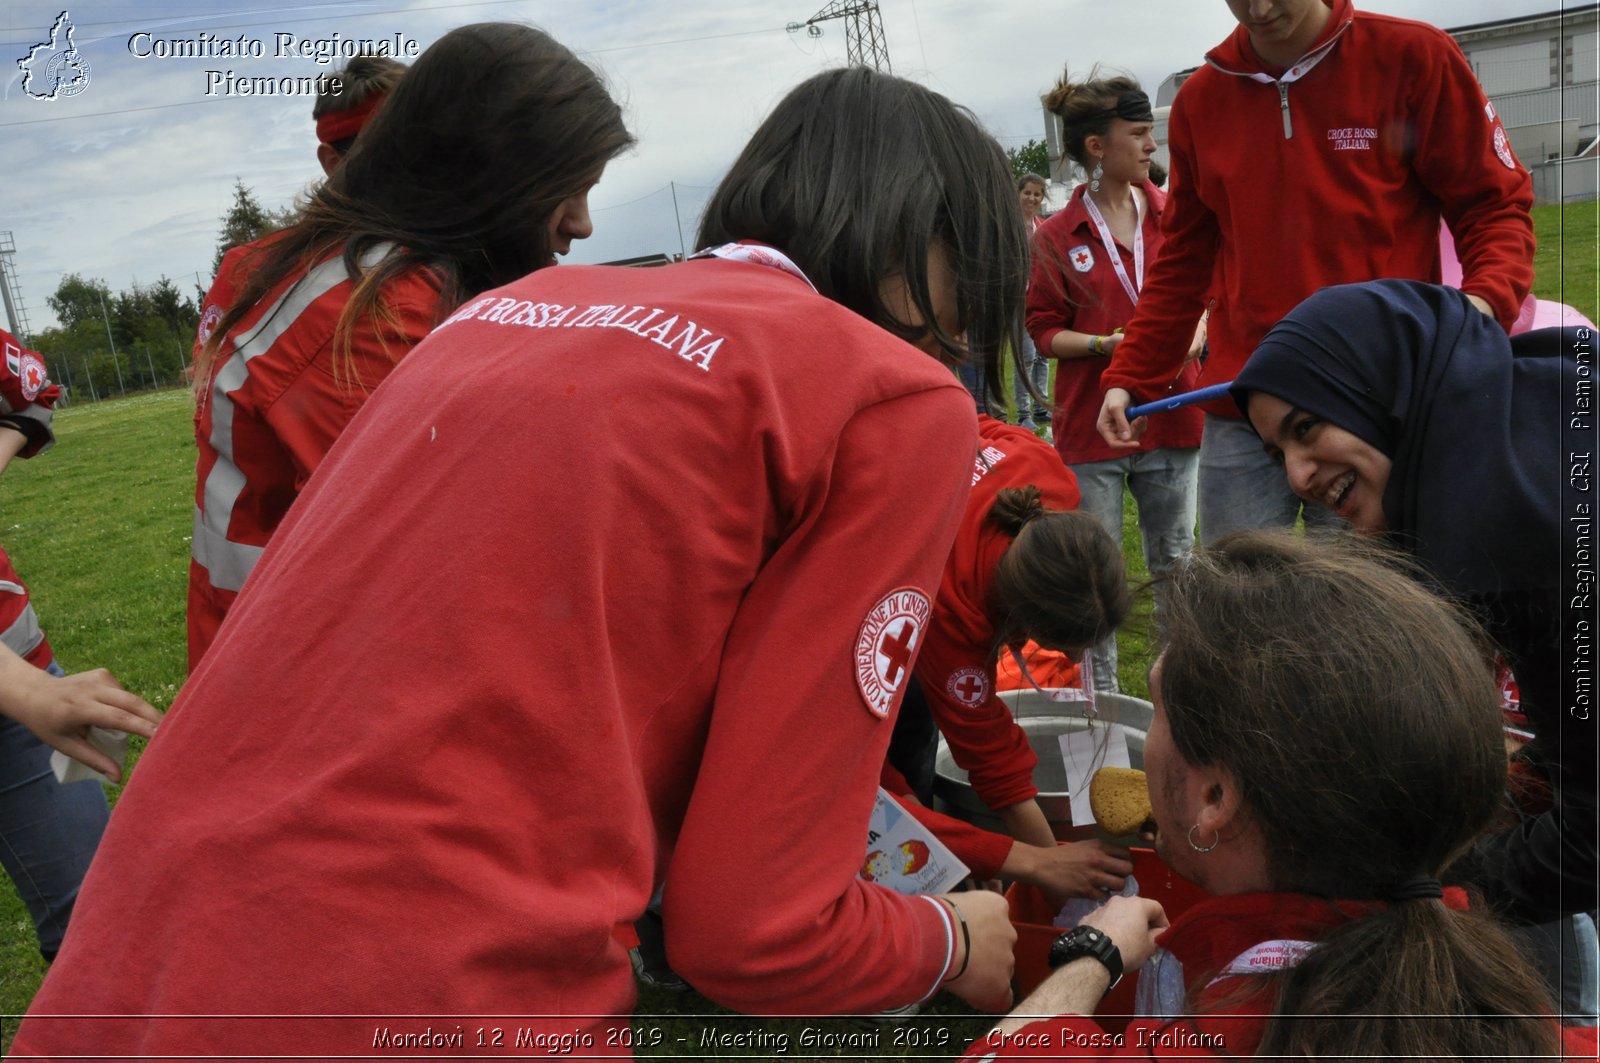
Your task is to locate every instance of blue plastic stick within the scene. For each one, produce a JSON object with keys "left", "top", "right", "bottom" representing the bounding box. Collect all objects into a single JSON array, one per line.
[{"left": 1126, "top": 381, "right": 1236, "bottom": 420}]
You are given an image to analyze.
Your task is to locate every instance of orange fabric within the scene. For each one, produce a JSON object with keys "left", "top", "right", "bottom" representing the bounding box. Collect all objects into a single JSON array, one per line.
[{"left": 995, "top": 640, "right": 1082, "bottom": 692}]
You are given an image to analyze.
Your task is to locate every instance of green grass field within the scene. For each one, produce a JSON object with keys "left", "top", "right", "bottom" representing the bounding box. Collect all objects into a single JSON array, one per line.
[{"left": 0, "top": 199, "right": 1593, "bottom": 1055}]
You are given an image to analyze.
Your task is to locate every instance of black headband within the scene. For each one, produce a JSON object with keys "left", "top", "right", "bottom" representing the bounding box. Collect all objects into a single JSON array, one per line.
[{"left": 1095, "top": 90, "right": 1153, "bottom": 124}]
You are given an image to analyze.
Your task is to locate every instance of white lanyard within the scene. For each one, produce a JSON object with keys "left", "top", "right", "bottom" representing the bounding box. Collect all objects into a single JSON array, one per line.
[
  {"left": 1236, "top": 28, "right": 1343, "bottom": 87},
  {"left": 694, "top": 242, "right": 818, "bottom": 293},
  {"left": 1081, "top": 189, "right": 1145, "bottom": 308}
]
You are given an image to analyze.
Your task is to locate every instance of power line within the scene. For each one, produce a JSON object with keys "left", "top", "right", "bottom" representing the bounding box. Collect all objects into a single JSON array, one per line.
[
  {"left": 586, "top": 28, "right": 780, "bottom": 55},
  {"left": 0, "top": 0, "right": 529, "bottom": 48},
  {"left": 0, "top": 99, "right": 214, "bottom": 129}
]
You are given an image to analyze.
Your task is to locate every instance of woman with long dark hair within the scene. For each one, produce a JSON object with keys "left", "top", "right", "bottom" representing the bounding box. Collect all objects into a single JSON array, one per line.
[
  {"left": 187, "top": 22, "right": 633, "bottom": 669},
  {"left": 18, "top": 65, "right": 1031, "bottom": 1056},
  {"left": 965, "top": 531, "right": 1593, "bottom": 1059}
]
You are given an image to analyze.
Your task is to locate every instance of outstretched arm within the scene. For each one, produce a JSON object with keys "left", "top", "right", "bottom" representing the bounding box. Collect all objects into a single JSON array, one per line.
[{"left": 0, "top": 646, "right": 161, "bottom": 782}]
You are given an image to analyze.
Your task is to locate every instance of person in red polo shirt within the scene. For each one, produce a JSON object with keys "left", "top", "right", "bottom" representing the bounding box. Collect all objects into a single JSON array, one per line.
[{"left": 1028, "top": 71, "right": 1201, "bottom": 694}]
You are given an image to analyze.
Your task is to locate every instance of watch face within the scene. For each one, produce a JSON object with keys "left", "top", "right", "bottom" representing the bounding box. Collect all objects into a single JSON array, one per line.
[{"left": 1047, "top": 926, "right": 1124, "bottom": 989}]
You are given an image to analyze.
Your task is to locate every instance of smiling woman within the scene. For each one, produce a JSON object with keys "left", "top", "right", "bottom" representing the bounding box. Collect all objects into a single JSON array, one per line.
[
  {"left": 1241, "top": 391, "right": 1391, "bottom": 530},
  {"left": 1231, "top": 278, "right": 1598, "bottom": 1016}
]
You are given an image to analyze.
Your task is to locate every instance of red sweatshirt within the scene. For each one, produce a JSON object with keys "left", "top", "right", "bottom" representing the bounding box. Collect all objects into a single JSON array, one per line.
[
  {"left": 1102, "top": 0, "right": 1534, "bottom": 418},
  {"left": 893, "top": 417, "right": 1081, "bottom": 877},
  {"left": 17, "top": 254, "right": 976, "bottom": 1058}
]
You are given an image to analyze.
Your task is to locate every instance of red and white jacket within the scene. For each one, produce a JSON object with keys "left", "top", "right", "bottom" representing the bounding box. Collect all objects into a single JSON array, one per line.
[
  {"left": 0, "top": 330, "right": 59, "bottom": 671},
  {"left": 1, "top": 327, "right": 62, "bottom": 459},
  {"left": 18, "top": 253, "right": 978, "bottom": 1057},
  {"left": 1102, "top": 0, "right": 1534, "bottom": 419},
  {"left": 1026, "top": 183, "right": 1202, "bottom": 465},
  {"left": 0, "top": 548, "right": 52, "bottom": 671},
  {"left": 187, "top": 239, "right": 443, "bottom": 670}
]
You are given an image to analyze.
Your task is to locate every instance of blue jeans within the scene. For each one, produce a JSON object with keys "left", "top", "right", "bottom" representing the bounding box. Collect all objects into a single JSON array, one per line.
[
  {"left": 1012, "top": 332, "right": 1050, "bottom": 428},
  {"left": 1511, "top": 913, "right": 1600, "bottom": 1025},
  {"left": 1198, "top": 414, "right": 1344, "bottom": 544},
  {"left": 1069, "top": 448, "right": 1199, "bottom": 693},
  {"left": 0, "top": 660, "right": 111, "bottom": 960}
]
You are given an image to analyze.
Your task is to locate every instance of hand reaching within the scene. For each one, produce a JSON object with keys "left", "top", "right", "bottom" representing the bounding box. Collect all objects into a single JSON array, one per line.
[{"left": 2, "top": 658, "right": 161, "bottom": 782}]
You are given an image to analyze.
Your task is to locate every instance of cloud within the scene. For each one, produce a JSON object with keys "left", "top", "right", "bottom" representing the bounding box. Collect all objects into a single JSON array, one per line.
[{"left": 0, "top": 0, "right": 1556, "bottom": 331}]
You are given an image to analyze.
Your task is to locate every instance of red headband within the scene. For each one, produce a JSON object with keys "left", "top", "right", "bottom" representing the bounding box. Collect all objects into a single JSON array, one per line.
[{"left": 315, "top": 91, "right": 387, "bottom": 147}]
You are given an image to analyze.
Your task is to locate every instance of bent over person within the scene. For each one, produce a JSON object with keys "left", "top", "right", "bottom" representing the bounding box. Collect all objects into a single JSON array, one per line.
[{"left": 16, "top": 66, "right": 1030, "bottom": 1056}]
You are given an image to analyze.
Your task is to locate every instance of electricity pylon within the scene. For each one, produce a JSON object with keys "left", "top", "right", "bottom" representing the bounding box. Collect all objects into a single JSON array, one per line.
[{"left": 787, "top": 0, "right": 891, "bottom": 73}]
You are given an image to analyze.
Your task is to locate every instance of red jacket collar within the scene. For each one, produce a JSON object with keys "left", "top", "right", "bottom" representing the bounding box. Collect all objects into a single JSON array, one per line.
[
  {"left": 1157, "top": 886, "right": 1470, "bottom": 1000},
  {"left": 1205, "top": 0, "right": 1353, "bottom": 77}
]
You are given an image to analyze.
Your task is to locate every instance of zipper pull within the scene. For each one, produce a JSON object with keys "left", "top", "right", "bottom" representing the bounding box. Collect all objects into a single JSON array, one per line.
[{"left": 1278, "top": 82, "right": 1292, "bottom": 139}]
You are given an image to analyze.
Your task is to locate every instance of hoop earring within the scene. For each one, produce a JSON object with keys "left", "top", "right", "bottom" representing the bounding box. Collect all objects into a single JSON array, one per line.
[
  {"left": 1090, "top": 160, "right": 1103, "bottom": 193},
  {"left": 1187, "top": 824, "right": 1219, "bottom": 853}
]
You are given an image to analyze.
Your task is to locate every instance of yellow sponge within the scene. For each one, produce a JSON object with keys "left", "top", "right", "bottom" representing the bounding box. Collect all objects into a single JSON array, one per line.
[{"left": 1090, "top": 766, "right": 1154, "bottom": 836}]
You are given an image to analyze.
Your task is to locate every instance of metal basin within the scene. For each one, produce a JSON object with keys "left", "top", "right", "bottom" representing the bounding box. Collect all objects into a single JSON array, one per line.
[{"left": 932, "top": 690, "right": 1154, "bottom": 842}]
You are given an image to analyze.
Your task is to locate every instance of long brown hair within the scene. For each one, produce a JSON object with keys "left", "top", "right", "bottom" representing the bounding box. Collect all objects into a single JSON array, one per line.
[
  {"left": 196, "top": 22, "right": 633, "bottom": 395},
  {"left": 987, "top": 485, "right": 1130, "bottom": 658},
  {"left": 1158, "top": 531, "right": 1560, "bottom": 1057}
]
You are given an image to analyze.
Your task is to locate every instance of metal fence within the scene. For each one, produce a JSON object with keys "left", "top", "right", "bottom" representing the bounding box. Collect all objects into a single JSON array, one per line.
[
  {"left": 1531, "top": 153, "right": 1600, "bottom": 203},
  {"left": 43, "top": 344, "right": 193, "bottom": 405}
]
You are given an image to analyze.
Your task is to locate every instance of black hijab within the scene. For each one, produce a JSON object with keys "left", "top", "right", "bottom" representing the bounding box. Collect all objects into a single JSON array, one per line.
[{"left": 1231, "top": 279, "right": 1580, "bottom": 598}]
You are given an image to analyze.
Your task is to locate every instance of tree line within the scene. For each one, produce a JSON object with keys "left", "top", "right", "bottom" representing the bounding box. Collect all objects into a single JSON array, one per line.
[
  {"left": 27, "top": 181, "right": 291, "bottom": 401},
  {"left": 27, "top": 150, "right": 1050, "bottom": 401}
]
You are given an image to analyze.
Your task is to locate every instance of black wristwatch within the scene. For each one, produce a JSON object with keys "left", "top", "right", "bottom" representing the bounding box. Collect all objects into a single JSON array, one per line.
[{"left": 1047, "top": 926, "right": 1123, "bottom": 992}]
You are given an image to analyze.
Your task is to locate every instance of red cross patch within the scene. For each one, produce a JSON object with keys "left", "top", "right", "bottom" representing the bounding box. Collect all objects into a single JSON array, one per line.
[
  {"left": 854, "top": 587, "right": 932, "bottom": 718},
  {"left": 18, "top": 353, "right": 47, "bottom": 401},
  {"left": 1068, "top": 245, "right": 1095, "bottom": 273},
  {"left": 198, "top": 303, "right": 224, "bottom": 343},
  {"left": 1492, "top": 126, "right": 1517, "bottom": 171},
  {"left": 946, "top": 666, "right": 989, "bottom": 708}
]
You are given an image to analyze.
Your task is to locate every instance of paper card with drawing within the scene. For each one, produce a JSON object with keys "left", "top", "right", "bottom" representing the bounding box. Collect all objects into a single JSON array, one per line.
[
  {"left": 1060, "top": 724, "right": 1131, "bottom": 829},
  {"left": 861, "top": 787, "right": 970, "bottom": 895}
]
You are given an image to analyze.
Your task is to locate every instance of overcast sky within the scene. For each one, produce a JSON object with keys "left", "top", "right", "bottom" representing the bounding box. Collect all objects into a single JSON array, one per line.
[{"left": 0, "top": 0, "right": 1572, "bottom": 332}]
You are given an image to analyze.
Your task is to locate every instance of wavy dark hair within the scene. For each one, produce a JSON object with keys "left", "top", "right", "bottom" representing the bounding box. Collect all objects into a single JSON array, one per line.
[
  {"left": 696, "top": 66, "right": 1029, "bottom": 404},
  {"left": 1157, "top": 531, "right": 1560, "bottom": 1058},
  {"left": 987, "top": 485, "right": 1129, "bottom": 658},
  {"left": 197, "top": 22, "right": 633, "bottom": 392}
]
